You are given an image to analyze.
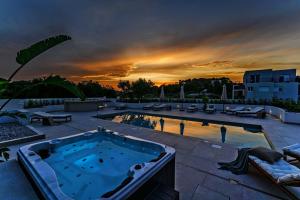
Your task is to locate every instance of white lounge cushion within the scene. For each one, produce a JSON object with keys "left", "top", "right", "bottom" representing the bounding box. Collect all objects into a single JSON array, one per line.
[
  {"left": 226, "top": 106, "right": 245, "bottom": 112},
  {"left": 33, "top": 112, "right": 71, "bottom": 118},
  {"left": 283, "top": 143, "right": 300, "bottom": 157},
  {"left": 250, "top": 156, "right": 300, "bottom": 184}
]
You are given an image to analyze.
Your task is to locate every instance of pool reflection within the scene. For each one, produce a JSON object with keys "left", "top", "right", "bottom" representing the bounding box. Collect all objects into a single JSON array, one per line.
[{"left": 111, "top": 114, "right": 270, "bottom": 148}]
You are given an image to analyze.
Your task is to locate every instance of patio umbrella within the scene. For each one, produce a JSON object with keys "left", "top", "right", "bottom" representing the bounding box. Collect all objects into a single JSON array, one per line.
[
  {"left": 221, "top": 84, "right": 228, "bottom": 100},
  {"left": 221, "top": 84, "right": 227, "bottom": 112},
  {"left": 180, "top": 85, "right": 185, "bottom": 100},
  {"left": 160, "top": 86, "right": 165, "bottom": 102},
  {"left": 180, "top": 85, "right": 185, "bottom": 110}
]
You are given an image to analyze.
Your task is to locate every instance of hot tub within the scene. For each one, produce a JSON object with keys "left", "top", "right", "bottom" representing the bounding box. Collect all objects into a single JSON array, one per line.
[{"left": 18, "top": 127, "right": 175, "bottom": 200}]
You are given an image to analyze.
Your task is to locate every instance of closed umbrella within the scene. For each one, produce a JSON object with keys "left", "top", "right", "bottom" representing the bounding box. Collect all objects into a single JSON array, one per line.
[
  {"left": 160, "top": 86, "right": 165, "bottom": 102},
  {"left": 180, "top": 85, "right": 185, "bottom": 110},
  {"left": 221, "top": 84, "right": 228, "bottom": 100},
  {"left": 221, "top": 84, "right": 227, "bottom": 112},
  {"left": 180, "top": 85, "right": 185, "bottom": 100}
]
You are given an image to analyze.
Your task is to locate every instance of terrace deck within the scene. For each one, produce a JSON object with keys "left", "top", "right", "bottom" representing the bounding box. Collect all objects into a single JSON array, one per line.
[{"left": 2, "top": 107, "right": 300, "bottom": 199}]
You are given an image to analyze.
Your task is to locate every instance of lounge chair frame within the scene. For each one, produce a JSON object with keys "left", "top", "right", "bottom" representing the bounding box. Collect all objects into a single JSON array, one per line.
[
  {"left": 143, "top": 103, "right": 155, "bottom": 110},
  {"left": 249, "top": 158, "right": 300, "bottom": 200},
  {"left": 153, "top": 104, "right": 172, "bottom": 111},
  {"left": 114, "top": 103, "right": 127, "bottom": 110},
  {"left": 283, "top": 145, "right": 300, "bottom": 162},
  {"left": 205, "top": 104, "right": 216, "bottom": 114},
  {"left": 30, "top": 112, "right": 72, "bottom": 123},
  {"left": 225, "top": 106, "right": 245, "bottom": 114}
]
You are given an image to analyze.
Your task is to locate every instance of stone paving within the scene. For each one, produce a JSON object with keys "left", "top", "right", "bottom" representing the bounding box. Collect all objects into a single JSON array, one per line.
[{"left": 1, "top": 106, "right": 300, "bottom": 200}]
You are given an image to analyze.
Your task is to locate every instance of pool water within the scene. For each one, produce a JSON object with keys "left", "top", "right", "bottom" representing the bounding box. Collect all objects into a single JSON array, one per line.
[
  {"left": 44, "top": 137, "right": 161, "bottom": 200},
  {"left": 107, "top": 113, "right": 270, "bottom": 148}
]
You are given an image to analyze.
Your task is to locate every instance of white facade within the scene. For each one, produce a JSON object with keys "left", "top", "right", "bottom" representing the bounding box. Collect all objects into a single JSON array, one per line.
[{"left": 244, "top": 69, "right": 299, "bottom": 102}]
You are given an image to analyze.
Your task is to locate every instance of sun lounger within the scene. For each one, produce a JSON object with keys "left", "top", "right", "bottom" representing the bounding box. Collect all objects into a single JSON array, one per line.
[
  {"left": 187, "top": 104, "right": 198, "bottom": 112},
  {"left": 114, "top": 103, "right": 127, "bottom": 110},
  {"left": 283, "top": 144, "right": 300, "bottom": 161},
  {"left": 205, "top": 104, "right": 216, "bottom": 113},
  {"left": 236, "top": 107, "right": 265, "bottom": 118},
  {"left": 143, "top": 103, "right": 155, "bottom": 110},
  {"left": 98, "top": 105, "right": 105, "bottom": 110},
  {"left": 153, "top": 104, "right": 172, "bottom": 111},
  {"left": 30, "top": 111, "right": 72, "bottom": 123},
  {"left": 225, "top": 106, "right": 245, "bottom": 114},
  {"left": 249, "top": 155, "right": 300, "bottom": 199}
]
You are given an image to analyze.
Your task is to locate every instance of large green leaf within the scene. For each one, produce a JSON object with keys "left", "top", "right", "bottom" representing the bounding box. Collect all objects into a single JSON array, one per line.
[
  {"left": 43, "top": 76, "right": 86, "bottom": 101},
  {"left": 16, "top": 35, "right": 71, "bottom": 65},
  {"left": 0, "top": 78, "right": 8, "bottom": 96}
]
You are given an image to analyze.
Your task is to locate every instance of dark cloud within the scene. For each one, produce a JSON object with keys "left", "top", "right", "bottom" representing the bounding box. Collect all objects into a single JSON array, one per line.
[{"left": 0, "top": 0, "right": 300, "bottom": 84}]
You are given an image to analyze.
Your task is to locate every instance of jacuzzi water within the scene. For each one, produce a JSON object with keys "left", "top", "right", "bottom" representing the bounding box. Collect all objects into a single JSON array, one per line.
[
  {"left": 18, "top": 129, "right": 175, "bottom": 200},
  {"left": 45, "top": 138, "right": 160, "bottom": 200}
]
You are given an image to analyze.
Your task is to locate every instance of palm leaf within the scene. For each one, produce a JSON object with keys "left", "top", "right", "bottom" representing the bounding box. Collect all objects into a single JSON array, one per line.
[
  {"left": 16, "top": 35, "right": 71, "bottom": 65},
  {"left": 0, "top": 78, "right": 8, "bottom": 96},
  {"left": 43, "top": 76, "right": 86, "bottom": 101}
]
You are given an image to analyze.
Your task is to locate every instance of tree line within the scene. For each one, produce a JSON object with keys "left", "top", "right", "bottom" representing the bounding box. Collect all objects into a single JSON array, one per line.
[
  {"left": 0, "top": 75, "right": 237, "bottom": 99},
  {"left": 117, "top": 77, "right": 236, "bottom": 99},
  {"left": 0, "top": 75, "right": 116, "bottom": 99}
]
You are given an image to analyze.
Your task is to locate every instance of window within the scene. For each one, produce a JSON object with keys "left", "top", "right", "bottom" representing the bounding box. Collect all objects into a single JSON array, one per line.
[
  {"left": 279, "top": 75, "right": 290, "bottom": 82},
  {"left": 279, "top": 87, "right": 283, "bottom": 92},
  {"left": 248, "top": 87, "right": 253, "bottom": 92},
  {"left": 250, "top": 75, "right": 255, "bottom": 83},
  {"left": 249, "top": 74, "right": 260, "bottom": 83},
  {"left": 279, "top": 76, "right": 284, "bottom": 82},
  {"left": 255, "top": 74, "right": 260, "bottom": 82},
  {"left": 259, "top": 87, "right": 269, "bottom": 92}
]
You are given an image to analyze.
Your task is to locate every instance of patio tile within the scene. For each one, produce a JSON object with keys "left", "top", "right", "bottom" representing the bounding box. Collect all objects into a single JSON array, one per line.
[
  {"left": 175, "top": 163, "right": 206, "bottom": 197},
  {"left": 202, "top": 174, "right": 244, "bottom": 198},
  {"left": 0, "top": 160, "right": 38, "bottom": 200},
  {"left": 4, "top": 107, "right": 299, "bottom": 199},
  {"left": 192, "top": 185, "right": 229, "bottom": 200},
  {"left": 237, "top": 187, "right": 283, "bottom": 200}
]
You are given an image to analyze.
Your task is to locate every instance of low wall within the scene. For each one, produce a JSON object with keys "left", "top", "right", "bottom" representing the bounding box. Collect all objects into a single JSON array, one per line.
[
  {"left": 64, "top": 100, "right": 103, "bottom": 112},
  {"left": 122, "top": 102, "right": 300, "bottom": 124},
  {"left": 265, "top": 106, "right": 286, "bottom": 121},
  {"left": 2, "top": 98, "right": 300, "bottom": 124},
  {"left": 263, "top": 106, "right": 300, "bottom": 124},
  {"left": 283, "top": 111, "right": 300, "bottom": 124}
]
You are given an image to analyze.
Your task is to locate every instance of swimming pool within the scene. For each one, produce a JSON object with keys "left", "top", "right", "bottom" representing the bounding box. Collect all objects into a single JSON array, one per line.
[
  {"left": 101, "top": 112, "right": 271, "bottom": 148},
  {"left": 18, "top": 127, "right": 175, "bottom": 200}
]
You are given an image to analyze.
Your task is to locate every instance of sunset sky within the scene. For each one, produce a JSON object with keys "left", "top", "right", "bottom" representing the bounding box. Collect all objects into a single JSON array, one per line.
[{"left": 1, "top": 0, "right": 300, "bottom": 87}]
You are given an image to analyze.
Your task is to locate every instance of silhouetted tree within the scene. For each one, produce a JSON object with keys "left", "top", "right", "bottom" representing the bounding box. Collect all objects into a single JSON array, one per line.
[{"left": 131, "top": 78, "right": 155, "bottom": 100}]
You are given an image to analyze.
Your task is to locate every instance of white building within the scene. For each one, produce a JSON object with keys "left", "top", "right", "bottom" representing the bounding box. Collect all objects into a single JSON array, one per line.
[{"left": 243, "top": 69, "right": 299, "bottom": 102}]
